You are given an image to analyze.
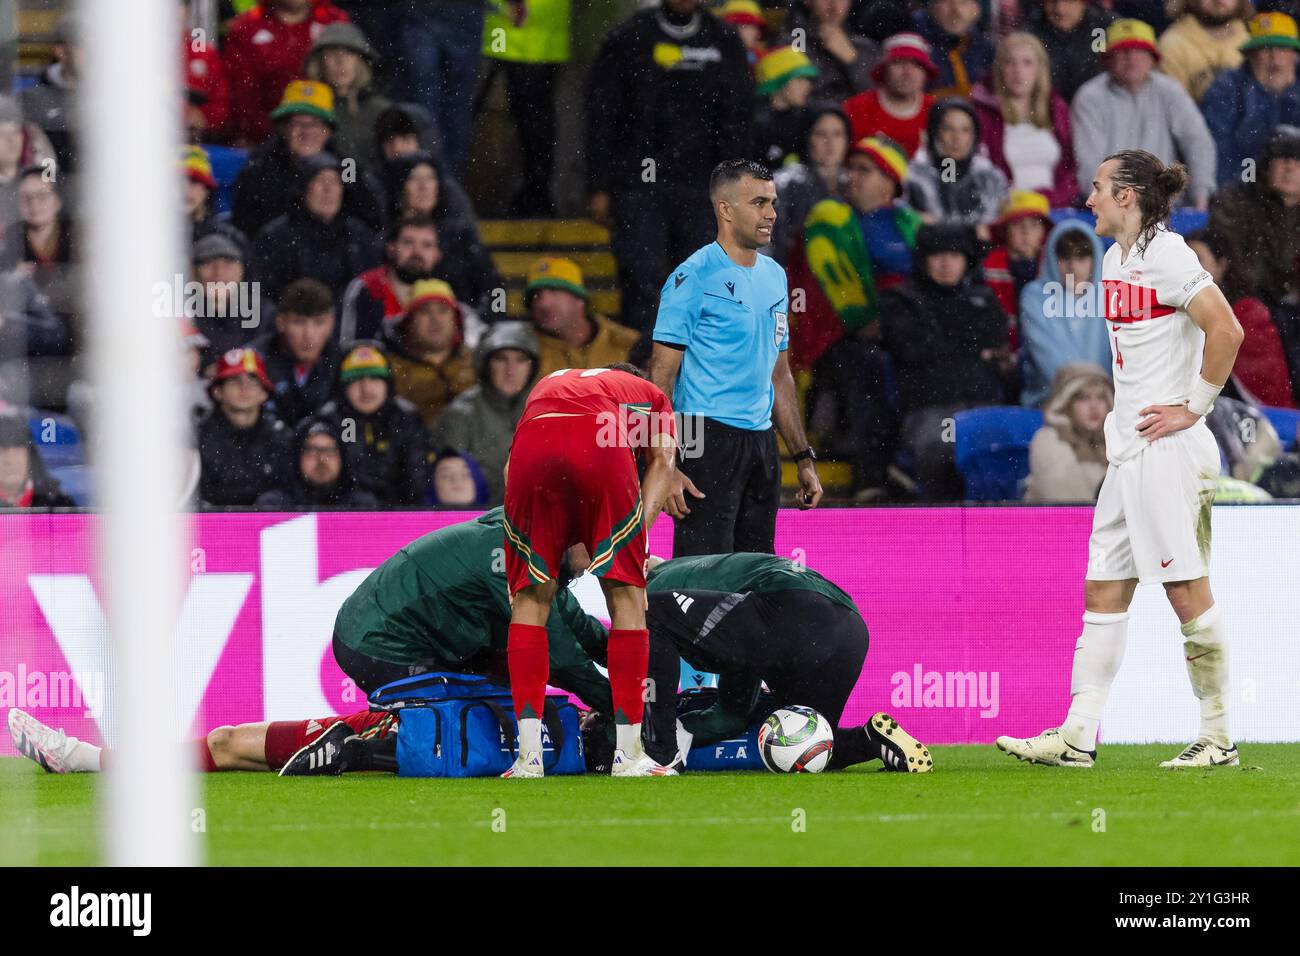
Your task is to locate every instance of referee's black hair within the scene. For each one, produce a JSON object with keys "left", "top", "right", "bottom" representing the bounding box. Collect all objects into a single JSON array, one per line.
[{"left": 709, "top": 159, "right": 773, "bottom": 199}]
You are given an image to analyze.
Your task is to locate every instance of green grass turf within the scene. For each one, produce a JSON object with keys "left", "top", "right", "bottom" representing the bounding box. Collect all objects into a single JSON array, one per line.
[{"left": 4, "top": 745, "right": 1299, "bottom": 866}]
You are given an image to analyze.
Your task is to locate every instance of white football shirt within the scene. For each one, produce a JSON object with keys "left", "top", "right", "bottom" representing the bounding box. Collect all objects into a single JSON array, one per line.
[{"left": 1101, "top": 226, "right": 1216, "bottom": 465}]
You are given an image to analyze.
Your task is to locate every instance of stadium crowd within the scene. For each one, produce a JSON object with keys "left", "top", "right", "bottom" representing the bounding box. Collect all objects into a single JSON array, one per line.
[{"left": 1, "top": 0, "right": 1299, "bottom": 512}]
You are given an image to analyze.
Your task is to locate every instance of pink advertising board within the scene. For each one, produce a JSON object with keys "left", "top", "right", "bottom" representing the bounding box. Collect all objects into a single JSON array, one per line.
[{"left": 1, "top": 507, "right": 1102, "bottom": 751}]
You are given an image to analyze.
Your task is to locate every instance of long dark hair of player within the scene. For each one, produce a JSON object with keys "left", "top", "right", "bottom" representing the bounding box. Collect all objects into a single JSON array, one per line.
[{"left": 1104, "top": 150, "right": 1190, "bottom": 257}]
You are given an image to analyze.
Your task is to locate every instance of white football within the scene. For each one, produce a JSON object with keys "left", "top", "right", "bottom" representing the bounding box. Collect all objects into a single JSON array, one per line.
[{"left": 757, "top": 706, "right": 834, "bottom": 773}]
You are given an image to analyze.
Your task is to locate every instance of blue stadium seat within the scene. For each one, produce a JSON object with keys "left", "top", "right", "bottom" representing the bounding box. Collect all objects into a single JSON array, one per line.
[
  {"left": 1168, "top": 208, "right": 1208, "bottom": 236},
  {"left": 204, "top": 144, "right": 249, "bottom": 216},
  {"left": 26, "top": 410, "right": 84, "bottom": 470},
  {"left": 953, "top": 407, "right": 1044, "bottom": 502},
  {"left": 1260, "top": 405, "right": 1300, "bottom": 452},
  {"left": 47, "top": 465, "right": 92, "bottom": 506}
]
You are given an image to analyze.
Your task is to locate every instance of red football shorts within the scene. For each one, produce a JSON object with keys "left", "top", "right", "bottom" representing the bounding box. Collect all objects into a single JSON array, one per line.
[{"left": 503, "top": 414, "right": 647, "bottom": 594}]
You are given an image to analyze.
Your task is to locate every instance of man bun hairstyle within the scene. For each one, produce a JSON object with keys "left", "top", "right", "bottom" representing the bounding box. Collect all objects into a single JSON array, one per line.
[
  {"left": 709, "top": 159, "right": 773, "bottom": 199},
  {"left": 1104, "top": 149, "right": 1189, "bottom": 256}
]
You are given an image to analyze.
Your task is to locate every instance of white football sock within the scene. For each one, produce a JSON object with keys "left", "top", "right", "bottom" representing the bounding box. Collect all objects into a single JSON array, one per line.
[
  {"left": 517, "top": 717, "right": 543, "bottom": 757},
  {"left": 1181, "top": 604, "right": 1230, "bottom": 749},
  {"left": 616, "top": 722, "right": 643, "bottom": 759},
  {"left": 1063, "top": 610, "right": 1130, "bottom": 751},
  {"left": 63, "top": 737, "right": 101, "bottom": 773}
]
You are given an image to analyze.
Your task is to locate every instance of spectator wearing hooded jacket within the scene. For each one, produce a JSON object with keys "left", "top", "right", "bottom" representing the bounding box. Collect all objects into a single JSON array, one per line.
[
  {"left": 905, "top": 98, "right": 1010, "bottom": 235},
  {"left": 1018, "top": 221, "right": 1110, "bottom": 407},
  {"left": 255, "top": 414, "right": 379, "bottom": 509},
  {"left": 432, "top": 320, "right": 538, "bottom": 504},
  {"left": 222, "top": 0, "right": 351, "bottom": 147},
  {"left": 304, "top": 22, "right": 393, "bottom": 173},
  {"left": 970, "top": 31, "right": 1078, "bottom": 208},
  {"left": 381, "top": 151, "right": 501, "bottom": 318},
  {"left": 0, "top": 412, "right": 74, "bottom": 508},
  {"left": 982, "top": 189, "right": 1052, "bottom": 322},
  {"left": 384, "top": 278, "right": 477, "bottom": 426},
  {"left": 1024, "top": 362, "right": 1113, "bottom": 502},
  {"left": 231, "top": 81, "right": 384, "bottom": 239},
  {"left": 1024, "top": 0, "right": 1112, "bottom": 104},
  {"left": 1158, "top": 0, "right": 1251, "bottom": 104},
  {"left": 197, "top": 347, "right": 295, "bottom": 507},
  {"left": 880, "top": 223, "right": 1011, "bottom": 500},
  {"left": 781, "top": 0, "right": 880, "bottom": 102},
  {"left": 1201, "top": 12, "right": 1300, "bottom": 185},
  {"left": 251, "top": 152, "right": 383, "bottom": 305},
  {"left": 250, "top": 278, "right": 341, "bottom": 426},
  {"left": 913, "top": 0, "right": 996, "bottom": 99},
  {"left": 319, "top": 340, "right": 429, "bottom": 505},
  {"left": 424, "top": 446, "right": 492, "bottom": 507},
  {"left": 1188, "top": 227, "right": 1298, "bottom": 408}
]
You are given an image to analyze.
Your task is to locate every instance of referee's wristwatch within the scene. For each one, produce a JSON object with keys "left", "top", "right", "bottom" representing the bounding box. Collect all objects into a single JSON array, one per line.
[{"left": 792, "top": 447, "right": 818, "bottom": 465}]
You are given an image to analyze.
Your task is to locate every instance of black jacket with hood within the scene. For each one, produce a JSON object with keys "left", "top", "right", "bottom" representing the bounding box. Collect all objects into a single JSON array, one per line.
[{"left": 255, "top": 415, "right": 380, "bottom": 510}]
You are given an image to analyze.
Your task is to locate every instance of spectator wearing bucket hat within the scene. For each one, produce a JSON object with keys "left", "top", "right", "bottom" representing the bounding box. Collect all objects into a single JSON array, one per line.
[
  {"left": 251, "top": 151, "right": 382, "bottom": 306},
  {"left": 1201, "top": 11, "right": 1300, "bottom": 184},
  {"left": 842, "top": 33, "right": 938, "bottom": 156},
  {"left": 981, "top": 189, "right": 1053, "bottom": 319},
  {"left": 432, "top": 320, "right": 539, "bottom": 505},
  {"left": 780, "top": 0, "right": 880, "bottom": 102},
  {"left": 526, "top": 256, "right": 638, "bottom": 379},
  {"left": 183, "top": 145, "right": 251, "bottom": 255},
  {"left": 753, "top": 46, "right": 820, "bottom": 168},
  {"left": 717, "top": 0, "right": 770, "bottom": 68},
  {"left": 383, "top": 278, "right": 477, "bottom": 426},
  {"left": 318, "top": 339, "right": 430, "bottom": 505},
  {"left": 223, "top": 0, "right": 350, "bottom": 147},
  {"left": 304, "top": 21, "right": 393, "bottom": 174},
  {"left": 1070, "top": 19, "right": 1217, "bottom": 206},
  {"left": 232, "top": 80, "right": 385, "bottom": 239},
  {"left": 198, "top": 347, "right": 296, "bottom": 508}
]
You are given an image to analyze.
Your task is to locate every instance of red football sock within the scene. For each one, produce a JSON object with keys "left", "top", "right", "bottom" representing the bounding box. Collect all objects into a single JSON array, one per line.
[
  {"left": 508, "top": 623, "right": 550, "bottom": 719},
  {"left": 263, "top": 720, "right": 310, "bottom": 771},
  {"left": 196, "top": 736, "right": 218, "bottom": 772},
  {"left": 607, "top": 628, "right": 649, "bottom": 725}
]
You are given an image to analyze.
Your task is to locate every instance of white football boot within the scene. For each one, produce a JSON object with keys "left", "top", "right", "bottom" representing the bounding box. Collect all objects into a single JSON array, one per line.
[
  {"left": 996, "top": 727, "right": 1095, "bottom": 767},
  {"left": 610, "top": 750, "right": 679, "bottom": 776},
  {"left": 867, "top": 712, "right": 933, "bottom": 773},
  {"left": 501, "top": 750, "right": 544, "bottom": 778},
  {"left": 7, "top": 707, "right": 77, "bottom": 773},
  {"left": 1159, "top": 739, "right": 1239, "bottom": 769}
]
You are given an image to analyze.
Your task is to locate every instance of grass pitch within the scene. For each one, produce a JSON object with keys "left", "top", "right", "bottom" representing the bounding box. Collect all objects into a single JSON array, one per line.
[{"left": 4, "top": 745, "right": 1299, "bottom": 866}]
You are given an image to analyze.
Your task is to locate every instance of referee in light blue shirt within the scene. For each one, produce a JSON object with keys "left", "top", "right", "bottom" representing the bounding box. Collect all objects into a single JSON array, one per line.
[{"left": 649, "top": 159, "right": 822, "bottom": 556}]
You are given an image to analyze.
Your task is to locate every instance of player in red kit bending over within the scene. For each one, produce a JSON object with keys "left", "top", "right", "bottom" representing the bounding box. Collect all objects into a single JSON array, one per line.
[{"left": 502, "top": 363, "right": 678, "bottom": 778}]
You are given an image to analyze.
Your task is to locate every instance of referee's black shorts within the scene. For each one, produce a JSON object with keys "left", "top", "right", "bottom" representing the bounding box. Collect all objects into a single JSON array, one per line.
[{"left": 673, "top": 416, "right": 780, "bottom": 556}]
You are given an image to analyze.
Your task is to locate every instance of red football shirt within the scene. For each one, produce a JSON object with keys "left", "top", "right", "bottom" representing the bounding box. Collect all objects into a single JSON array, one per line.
[{"left": 521, "top": 367, "right": 675, "bottom": 450}]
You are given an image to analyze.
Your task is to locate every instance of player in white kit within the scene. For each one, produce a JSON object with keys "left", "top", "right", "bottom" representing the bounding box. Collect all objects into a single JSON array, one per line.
[{"left": 996, "top": 151, "right": 1245, "bottom": 769}]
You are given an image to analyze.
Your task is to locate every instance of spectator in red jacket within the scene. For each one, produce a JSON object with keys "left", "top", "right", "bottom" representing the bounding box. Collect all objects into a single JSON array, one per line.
[
  {"left": 1188, "top": 227, "right": 1298, "bottom": 408},
  {"left": 981, "top": 189, "right": 1052, "bottom": 326},
  {"left": 970, "top": 31, "right": 1079, "bottom": 208},
  {"left": 843, "top": 33, "right": 937, "bottom": 156},
  {"left": 180, "top": 0, "right": 230, "bottom": 140},
  {"left": 223, "top": 0, "right": 349, "bottom": 147},
  {"left": 339, "top": 214, "right": 441, "bottom": 342}
]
